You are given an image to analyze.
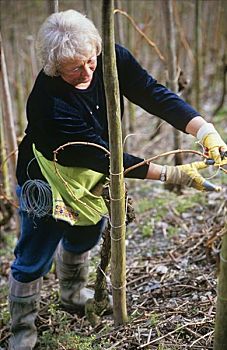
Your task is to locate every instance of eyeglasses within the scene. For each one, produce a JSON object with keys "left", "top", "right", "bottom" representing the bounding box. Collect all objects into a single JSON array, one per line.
[{"left": 60, "top": 55, "right": 97, "bottom": 75}]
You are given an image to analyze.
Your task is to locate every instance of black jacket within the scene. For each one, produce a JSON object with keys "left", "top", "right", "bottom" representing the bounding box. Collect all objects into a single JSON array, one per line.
[{"left": 16, "top": 45, "right": 199, "bottom": 185}]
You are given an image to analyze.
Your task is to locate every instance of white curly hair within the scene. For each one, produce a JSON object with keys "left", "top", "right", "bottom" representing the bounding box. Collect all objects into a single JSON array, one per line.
[{"left": 36, "top": 9, "right": 102, "bottom": 77}]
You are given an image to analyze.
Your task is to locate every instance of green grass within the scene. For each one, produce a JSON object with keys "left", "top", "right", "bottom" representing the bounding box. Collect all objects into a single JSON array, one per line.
[
  {"left": 175, "top": 192, "right": 206, "bottom": 214},
  {"left": 167, "top": 225, "right": 178, "bottom": 237},
  {"left": 141, "top": 218, "right": 155, "bottom": 238},
  {"left": 136, "top": 188, "right": 206, "bottom": 219},
  {"left": 38, "top": 302, "right": 110, "bottom": 349},
  {"left": 39, "top": 331, "right": 107, "bottom": 350},
  {"left": 134, "top": 185, "right": 209, "bottom": 244},
  {"left": 150, "top": 312, "right": 159, "bottom": 327},
  {"left": 136, "top": 196, "right": 169, "bottom": 218}
]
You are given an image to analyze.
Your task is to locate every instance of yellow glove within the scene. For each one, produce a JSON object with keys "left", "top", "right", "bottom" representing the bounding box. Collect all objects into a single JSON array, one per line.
[
  {"left": 197, "top": 123, "right": 227, "bottom": 165},
  {"left": 213, "top": 158, "right": 227, "bottom": 167},
  {"left": 164, "top": 161, "right": 221, "bottom": 192}
]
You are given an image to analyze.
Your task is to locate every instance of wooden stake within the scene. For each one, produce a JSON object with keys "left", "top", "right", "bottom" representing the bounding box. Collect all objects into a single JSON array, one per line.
[
  {"left": 102, "top": 0, "right": 128, "bottom": 325},
  {"left": 214, "top": 220, "right": 227, "bottom": 349}
]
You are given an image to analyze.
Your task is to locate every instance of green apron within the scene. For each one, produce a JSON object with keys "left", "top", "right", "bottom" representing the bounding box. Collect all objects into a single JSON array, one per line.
[{"left": 33, "top": 145, "right": 108, "bottom": 226}]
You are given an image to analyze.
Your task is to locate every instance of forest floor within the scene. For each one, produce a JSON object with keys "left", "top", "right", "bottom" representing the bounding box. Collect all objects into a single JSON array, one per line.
[{"left": 0, "top": 110, "right": 226, "bottom": 349}]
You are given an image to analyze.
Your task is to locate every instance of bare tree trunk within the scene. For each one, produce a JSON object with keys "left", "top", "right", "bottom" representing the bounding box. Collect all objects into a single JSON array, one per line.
[
  {"left": 114, "top": 0, "right": 124, "bottom": 45},
  {"left": 27, "top": 36, "right": 38, "bottom": 82},
  {"left": 0, "top": 32, "right": 19, "bottom": 233},
  {"left": 194, "top": 0, "right": 202, "bottom": 111},
  {"left": 214, "top": 223, "right": 227, "bottom": 350},
  {"left": 0, "top": 104, "right": 11, "bottom": 198},
  {"left": 15, "top": 71, "right": 25, "bottom": 137},
  {"left": 47, "top": 0, "right": 59, "bottom": 14},
  {"left": 102, "top": 0, "right": 128, "bottom": 326},
  {"left": 213, "top": 54, "right": 226, "bottom": 117},
  {"left": 212, "top": 5, "right": 227, "bottom": 119},
  {"left": 162, "top": 0, "right": 182, "bottom": 193},
  {"left": 84, "top": 0, "right": 92, "bottom": 18},
  {"left": 114, "top": 0, "right": 129, "bottom": 150},
  {"left": 10, "top": 13, "right": 26, "bottom": 138},
  {"left": 0, "top": 32, "right": 17, "bottom": 196},
  {"left": 126, "top": 0, "right": 135, "bottom": 152}
]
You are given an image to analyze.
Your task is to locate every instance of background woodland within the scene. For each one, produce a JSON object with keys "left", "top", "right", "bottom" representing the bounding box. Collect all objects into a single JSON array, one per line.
[{"left": 0, "top": 1, "right": 227, "bottom": 349}]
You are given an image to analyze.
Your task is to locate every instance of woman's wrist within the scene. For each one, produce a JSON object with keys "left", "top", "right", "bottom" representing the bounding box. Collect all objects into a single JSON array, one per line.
[
  {"left": 145, "top": 163, "right": 164, "bottom": 180},
  {"left": 185, "top": 116, "right": 207, "bottom": 136}
]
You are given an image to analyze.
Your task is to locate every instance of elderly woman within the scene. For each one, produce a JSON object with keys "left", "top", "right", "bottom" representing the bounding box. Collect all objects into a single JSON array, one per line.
[{"left": 9, "top": 9, "right": 226, "bottom": 349}]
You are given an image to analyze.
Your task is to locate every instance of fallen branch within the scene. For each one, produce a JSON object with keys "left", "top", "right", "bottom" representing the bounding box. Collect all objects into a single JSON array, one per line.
[
  {"left": 139, "top": 320, "right": 213, "bottom": 348},
  {"left": 190, "top": 330, "right": 214, "bottom": 348}
]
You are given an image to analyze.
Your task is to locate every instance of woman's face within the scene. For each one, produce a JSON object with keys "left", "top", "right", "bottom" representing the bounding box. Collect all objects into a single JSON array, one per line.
[{"left": 59, "top": 53, "right": 97, "bottom": 89}]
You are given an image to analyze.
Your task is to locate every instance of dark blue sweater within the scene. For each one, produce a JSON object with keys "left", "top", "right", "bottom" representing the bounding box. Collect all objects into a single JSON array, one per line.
[{"left": 16, "top": 45, "right": 199, "bottom": 185}]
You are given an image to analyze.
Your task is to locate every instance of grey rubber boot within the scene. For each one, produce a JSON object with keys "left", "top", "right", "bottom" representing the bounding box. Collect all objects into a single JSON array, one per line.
[
  {"left": 8, "top": 274, "right": 42, "bottom": 350},
  {"left": 56, "top": 243, "right": 94, "bottom": 311}
]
